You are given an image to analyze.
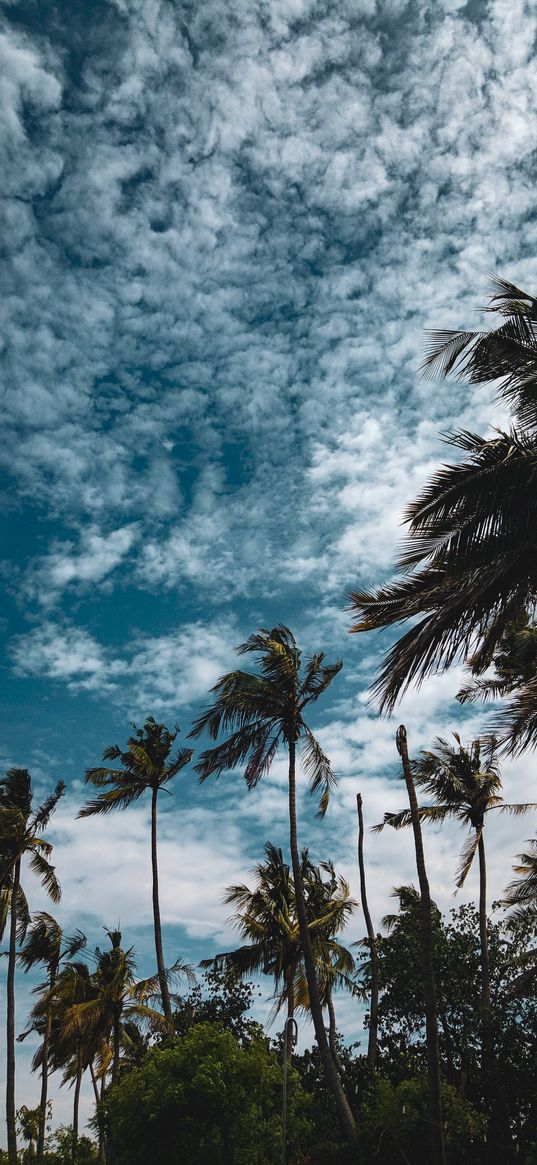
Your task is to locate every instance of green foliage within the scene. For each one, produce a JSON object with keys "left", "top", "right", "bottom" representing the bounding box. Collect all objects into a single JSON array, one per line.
[
  {"left": 357, "top": 894, "right": 537, "bottom": 1153},
  {"left": 103, "top": 1022, "right": 313, "bottom": 1165},
  {"left": 45, "top": 1126, "right": 98, "bottom": 1163},
  {"left": 173, "top": 966, "right": 264, "bottom": 1044},
  {"left": 356, "top": 1077, "right": 485, "bottom": 1165}
]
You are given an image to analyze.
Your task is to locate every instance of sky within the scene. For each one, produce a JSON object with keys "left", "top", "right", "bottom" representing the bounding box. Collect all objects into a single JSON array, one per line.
[{"left": 1, "top": 0, "right": 537, "bottom": 1137}]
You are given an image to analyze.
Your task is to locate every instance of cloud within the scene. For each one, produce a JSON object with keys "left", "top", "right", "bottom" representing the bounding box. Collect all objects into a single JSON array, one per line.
[
  {"left": 24, "top": 523, "right": 140, "bottom": 605},
  {"left": 10, "top": 617, "right": 240, "bottom": 711}
]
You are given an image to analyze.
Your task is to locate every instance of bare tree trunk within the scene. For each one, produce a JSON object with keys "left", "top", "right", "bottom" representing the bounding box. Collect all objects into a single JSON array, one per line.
[
  {"left": 90, "top": 1062, "right": 107, "bottom": 1165},
  {"left": 37, "top": 1000, "right": 53, "bottom": 1162},
  {"left": 6, "top": 858, "right": 20, "bottom": 1165},
  {"left": 397, "top": 726, "right": 446, "bottom": 1165},
  {"left": 288, "top": 739, "right": 356, "bottom": 1144},
  {"left": 151, "top": 786, "right": 173, "bottom": 1031},
  {"left": 356, "top": 793, "right": 379, "bottom": 1071}
]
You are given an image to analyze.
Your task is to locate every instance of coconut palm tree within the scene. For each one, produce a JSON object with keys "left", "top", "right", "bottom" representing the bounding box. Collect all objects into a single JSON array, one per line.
[
  {"left": 203, "top": 843, "right": 304, "bottom": 1061},
  {"left": 18, "top": 913, "right": 86, "bottom": 1162},
  {"left": 189, "top": 625, "right": 356, "bottom": 1142},
  {"left": 79, "top": 718, "right": 193, "bottom": 1029},
  {"left": 375, "top": 735, "right": 536, "bottom": 1111},
  {"left": 43, "top": 959, "right": 99, "bottom": 1157},
  {"left": 294, "top": 857, "right": 357, "bottom": 1074},
  {"left": 349, "top": 277, "right": 537, "bottom": 717},
  {"left": 0, "top": 769, "right": 64, "bottom": 1165},
  {"left": 205, "top": 844, "right": 356, "bottom": 1063}
]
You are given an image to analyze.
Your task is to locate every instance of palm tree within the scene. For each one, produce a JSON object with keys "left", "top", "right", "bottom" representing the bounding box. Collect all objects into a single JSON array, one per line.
[
  {"left": 294, "top": 857, "right": 357, "bottom": 1074},
  {"left": 375, "top": 735, "right": 536, "bottom": 1112},
  {"left": 189, "top": 625, "right": 356, "bottom": 1142},
  {"left": 0, "top": 769, "right": 64, "bottom": 1165},
  {"left": 43, "top": 959, "right": 98, "bottom": 1157},
  {"left": 205, "top": 845, "right": 356, "bottom": 1064},
  {"left": 349, "top": 277, "right": 537, "bottom": 716},
  {"left": 203, "top": 843, "right": 304, "bottom": 1061},
  {"left": 79, "top": 718, "right": 193, "bottom": 1028},
  {"left": 18, "top": 913, "right": 86, "bottom": 1162}
]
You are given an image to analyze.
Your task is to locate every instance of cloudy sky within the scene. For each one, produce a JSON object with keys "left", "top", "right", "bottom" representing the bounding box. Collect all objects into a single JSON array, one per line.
[{"left": 2, "top": 0, "right": 537, "bottom": 1133}]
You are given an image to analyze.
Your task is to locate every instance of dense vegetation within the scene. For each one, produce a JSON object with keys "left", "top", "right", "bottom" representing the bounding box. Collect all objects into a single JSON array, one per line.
[{"left": 2, "top": 279, "right": 537, "bottom": 1163}]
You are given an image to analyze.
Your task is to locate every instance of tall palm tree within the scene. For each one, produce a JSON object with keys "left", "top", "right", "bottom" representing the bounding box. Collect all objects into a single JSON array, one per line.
[
  {"left": 189, "top": 625, "right": 356, "bottom": 1142},
  {"left": 18, "top": 913, "right": 86, "bottom": 1162},
  {"left": 79, "top": 718, "right": 193, "bottom": 1028},
  {"left": 375, "top": 735, "right": 536, "bottom": 1109},
  {"left": 0, "top": 769, "right": 64, "bottom": 1165},
  {"left": 349, "top": 277, "right": 537, "bottom": 716}
]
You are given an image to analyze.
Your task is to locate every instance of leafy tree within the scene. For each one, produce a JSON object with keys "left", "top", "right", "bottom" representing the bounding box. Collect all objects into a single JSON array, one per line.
[
  {"left": 103, "top": 1022, "right": 314, "bottom": 1165},
  {"left": 79, "top": 718, "right": 193, "bottom": 1028},
  {"left": 0, "top": 769, "right": 64, "bottom": 1165},
  {"left": 374, "top": 733, "right": 536, "bottom": 1103},
  {"left": 189, "top": 625, "right": 356, "bottom": 1141},
  {"left": 355, "top": 1077, "right": 485, "bottom": 1165},
  {"left": 173, "top": 965, "right": 264, "bottom": 1045},
  {"left": 348, "top": 278, "right": 537, "bottom": 718},
  {"left": 356, "top": 893, "right": 537, "bottom": 1156}
]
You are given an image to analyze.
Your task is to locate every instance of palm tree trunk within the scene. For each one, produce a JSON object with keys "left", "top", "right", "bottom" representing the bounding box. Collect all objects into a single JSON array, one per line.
[
  {"left": 151, "top": 786, "right": 173, "bottom": 1030},
  {"left": 356, "top": 793, "right": 379, "bottom": 1071},
  {"left": 6, "top": 857, "right": 20, "bottom": 1165},
  {"left": 477, "top": 831, "right": 511, "bottom": 1153},
  {"left": 397, "top": 726, "right": 446, "bottom": 1165},
  {"left": 90, "top": 1062, "right": 107, "bottom": 1165},
  {"left": 285, "top": 970, "right": 295, "bottom": 1063},
  {"left": 37, "top": 1000, "right": 53, "bottom": 1162},
  {"left": 326, "top": 989, "right": 345, "bottom": 1078},
  {"left": 72, "top": 1045, "right": 82, "bottom": 1156},
  {"left": 287, "top": 739, "right": 356, "bottom": 1144},
  {"left": 112, "top": 1010, "right": 121, "bottom": 1086},
  {"left": 477, "top": 831, "right": 492, "bottom": 1074}
]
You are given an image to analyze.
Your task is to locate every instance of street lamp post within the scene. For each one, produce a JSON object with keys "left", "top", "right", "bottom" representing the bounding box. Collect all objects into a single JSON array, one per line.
[{"left": 281, "top": 1016, "right": 298, "bottom": 1165}]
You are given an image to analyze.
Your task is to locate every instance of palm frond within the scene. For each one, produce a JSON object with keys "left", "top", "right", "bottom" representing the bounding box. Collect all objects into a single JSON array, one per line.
[
  {"left": 455, "top": 830, "right": 480, "bottom": 889},
  {"left": 27, "top": 850, "right": 61, "bottom": 903},
  {"left": 301, "top": 728, "right": 338, "bottom": 818}
]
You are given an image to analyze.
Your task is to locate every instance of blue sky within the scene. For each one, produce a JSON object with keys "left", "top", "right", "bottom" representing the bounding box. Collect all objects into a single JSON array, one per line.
[{"left": 2, "top": 0, "right": 537, "bottom": 1133}]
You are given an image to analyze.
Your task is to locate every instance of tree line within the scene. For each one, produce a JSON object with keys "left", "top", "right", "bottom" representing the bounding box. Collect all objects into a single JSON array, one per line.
[{"left": 2, "top": 277, "right": 537, "bottom": 1163}]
